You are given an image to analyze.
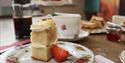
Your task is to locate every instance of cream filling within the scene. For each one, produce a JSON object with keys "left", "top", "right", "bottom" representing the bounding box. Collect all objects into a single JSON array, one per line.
[
  {"left": 30, "top": 24, "right": 50, "bottom": 32},
  {"left": 31, "top": 43, "right": 46, "bottom": 48}
]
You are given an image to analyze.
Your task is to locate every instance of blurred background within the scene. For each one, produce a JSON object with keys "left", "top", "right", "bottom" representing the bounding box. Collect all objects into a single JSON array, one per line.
[{"left": 0, "top": 0, "right": 124, "bottom": 20}]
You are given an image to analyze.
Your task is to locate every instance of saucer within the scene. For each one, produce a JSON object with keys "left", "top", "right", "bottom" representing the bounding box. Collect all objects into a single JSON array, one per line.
[{"left": 58, "top": 30, "right": 89, "bottom": 41}]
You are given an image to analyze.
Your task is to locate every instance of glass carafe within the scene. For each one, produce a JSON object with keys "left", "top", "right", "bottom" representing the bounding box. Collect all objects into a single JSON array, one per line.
[{"left": 12, "top": 0, "right": 32, "bottom": 39}]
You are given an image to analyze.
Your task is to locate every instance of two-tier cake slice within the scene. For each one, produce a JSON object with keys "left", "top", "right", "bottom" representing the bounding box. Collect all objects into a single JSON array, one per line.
[{"left": 30, "top": 18, "right": 57, "bottom": 61}]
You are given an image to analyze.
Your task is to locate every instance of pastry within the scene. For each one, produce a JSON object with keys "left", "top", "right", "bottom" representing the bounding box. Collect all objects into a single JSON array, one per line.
[
  {"left": 81, "top": 21, "right": 97, "bottom": 29},
  {"left": 81, "top": 16, "right": 105, "bottom": 29},
  {"left": 90, "top": 16, "right": 105, "bottom": 28}
]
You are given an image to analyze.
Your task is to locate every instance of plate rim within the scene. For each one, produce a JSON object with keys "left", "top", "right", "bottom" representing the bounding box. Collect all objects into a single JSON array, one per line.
[
  {"left": 0, "top": 44, "right": 30, "bottom": 63},
  {"left": 58, "top": 41, "right": 94, "bottom": 63},
  {"left": 0, "top": 42, "right": 94, "bottom": 63},
  {"left": 119, "top": 50, "right": 125, "bottom": 63}
]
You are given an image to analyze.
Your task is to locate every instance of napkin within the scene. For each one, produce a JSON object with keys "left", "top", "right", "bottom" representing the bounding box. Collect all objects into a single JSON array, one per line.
[
  {"left": 94, "top": 55, "right": 115, "bottom": 63},
  {"left": 0, "top": 39, "right": 30, "bottom": 53}
]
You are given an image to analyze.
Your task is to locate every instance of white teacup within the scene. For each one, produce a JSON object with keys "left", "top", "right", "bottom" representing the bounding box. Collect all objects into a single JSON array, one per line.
[{"left": 52, "top": 13, "right": 81, "bottom": 38}]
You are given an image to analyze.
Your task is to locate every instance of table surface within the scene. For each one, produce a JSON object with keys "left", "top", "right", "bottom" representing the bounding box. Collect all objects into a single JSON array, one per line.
[
  {"left": 76, "top": 34, "right": 125, "bottom": 63},
  {"left": 0, "top": 18, "right": 125, "bottom": 63}
]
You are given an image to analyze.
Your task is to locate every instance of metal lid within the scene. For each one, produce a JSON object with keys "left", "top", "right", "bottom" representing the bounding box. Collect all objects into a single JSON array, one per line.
[
  {"left": 107, "top": 25, "right": 122, "bottom": 31},
  {"left": 14, "top": 0, "right": 30, "bottom": 4}
]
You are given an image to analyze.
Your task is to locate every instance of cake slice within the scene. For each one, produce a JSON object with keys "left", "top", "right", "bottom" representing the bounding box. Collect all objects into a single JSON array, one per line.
[
  {"left": 30, "top": 18, "right": 57, "bottom": 46},
  {"left": 31, "top": 30, "right": 57, "bottom": 46},
  {"left": 30, "top": 18, "right": 57, "bottom": 62},
  {"left": 31, "top": 46, "right": 52, "bottom": 62}
]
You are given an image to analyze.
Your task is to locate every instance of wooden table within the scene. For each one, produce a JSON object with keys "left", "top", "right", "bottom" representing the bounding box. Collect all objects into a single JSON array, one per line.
[
  {"left": 75, "top": 34, "right": 125, "bottom": 63},
  {"left": 0, "top": 18, "right": 125, "bottom": 63}
]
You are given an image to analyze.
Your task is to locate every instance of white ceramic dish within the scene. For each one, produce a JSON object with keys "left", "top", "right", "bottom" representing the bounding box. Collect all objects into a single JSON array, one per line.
[
  {"left": 121, "top": 23, "right": 125, "bottom": 31},
  {"left": 0, "top": 42, "right": 94, "bottom": 63},
  {"left": 120, "top": 50, "right": 125, "bottom": 63},
  {"left": 52, "top": 13, "right": 81, "bottom": 38},
  {"left": 58, "top": 30, "right": 89, "bottom": 41}
]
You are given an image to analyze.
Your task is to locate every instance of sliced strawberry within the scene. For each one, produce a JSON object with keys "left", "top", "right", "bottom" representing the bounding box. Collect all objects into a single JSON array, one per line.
[{"left": 51, "top": 45, "right": 69, "bottom": 62}]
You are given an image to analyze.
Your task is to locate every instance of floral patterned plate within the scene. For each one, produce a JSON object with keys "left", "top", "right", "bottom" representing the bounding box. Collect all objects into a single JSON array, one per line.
[
  {"left": 0, "top": 42, "right": 94, "bottom": 63},
  {"left": 119, "top": 50, "right": 125, "bottom": 63}
]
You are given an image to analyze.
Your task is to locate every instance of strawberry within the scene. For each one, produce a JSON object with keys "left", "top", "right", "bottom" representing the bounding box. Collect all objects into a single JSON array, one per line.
[{"left": 51, "top": 45, "right": 69, "bottom": 62}]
